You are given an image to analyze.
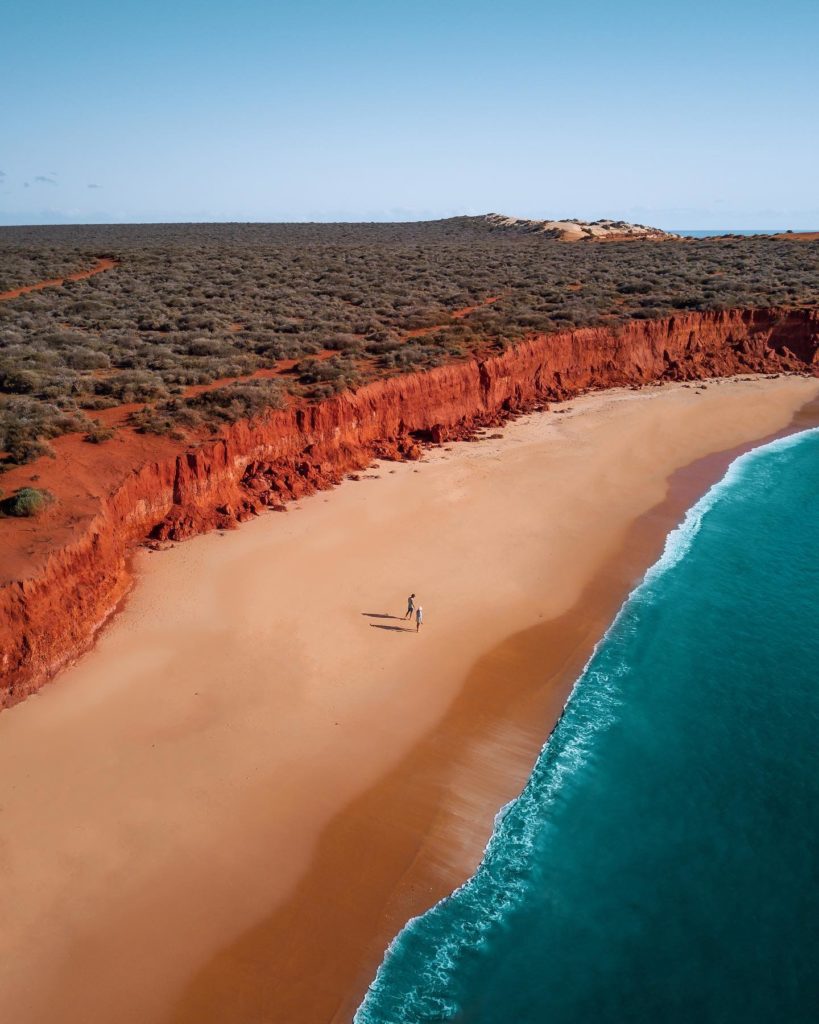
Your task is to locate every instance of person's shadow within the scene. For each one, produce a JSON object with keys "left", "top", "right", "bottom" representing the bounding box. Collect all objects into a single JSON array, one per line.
[{"left": 362, "top": 612, "right": 414, "bottom": 632}]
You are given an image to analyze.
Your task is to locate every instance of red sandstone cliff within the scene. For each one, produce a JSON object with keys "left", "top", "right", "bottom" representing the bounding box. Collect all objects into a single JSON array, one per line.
[{"left": 1, "top": 307, "right": 818, "bottom": 707}]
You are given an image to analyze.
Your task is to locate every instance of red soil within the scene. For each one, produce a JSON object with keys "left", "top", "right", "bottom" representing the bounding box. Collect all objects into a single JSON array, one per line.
[
  {"left": 403, "top": 295, "right": 500, "bottom": 338},
  {"left": 1, "top": 307, "right": 818, "bottom": 706},
  {"left": 181, "top": 349, "right": 340, "bottom": 396},
  {"left": 771, "top": 232, "right": 819, "bottom": 242},
  {"left": 0, "top": 258, "right": 118, "bottom": 302},
  {"left": 83, "top": 295, "right": 502, "bottom": 431},
  {"left": 80, "top": 351, "right": 342, "bottom": 430},
  {"left": 451, "top": 296, "right": 500, "bottom": 318}
]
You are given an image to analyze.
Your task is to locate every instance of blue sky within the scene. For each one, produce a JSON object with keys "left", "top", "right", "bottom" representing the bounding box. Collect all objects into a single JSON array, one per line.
[{"left": 2, "top": 0, "right": 817, "bottom": 227}]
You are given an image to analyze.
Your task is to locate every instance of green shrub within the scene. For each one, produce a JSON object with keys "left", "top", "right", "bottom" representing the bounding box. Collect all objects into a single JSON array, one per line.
[
  {"left": 132, "top": 380, "right": 286, "bottom": 434},
  {"left": 0, "top": 487, "right": 54, "bottom": 517},
  {"left": 84, "top": 425, "right": 116, "bottom": 444},
  {"left": 0, "top": 222, "right": 816, "bottom": 466}
]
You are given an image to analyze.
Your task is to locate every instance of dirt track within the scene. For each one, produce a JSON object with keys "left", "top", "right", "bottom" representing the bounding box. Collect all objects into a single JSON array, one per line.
[{"left": 0, "top": 257, "right": 118, "bottom": 301}]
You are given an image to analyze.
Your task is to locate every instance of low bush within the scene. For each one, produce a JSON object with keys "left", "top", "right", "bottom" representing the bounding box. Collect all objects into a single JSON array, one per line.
[
  {"left": 0, "top": 222, "right": 816, "bottom": 467},
  {"left": 132, "top": 380, "right": 286, "bottom": 434},
  {"left": 84, "top": 425, "right": 116, "bottom": 444},
  {"left": 0, "top": 486, "right": 54, "bottom": 517}
]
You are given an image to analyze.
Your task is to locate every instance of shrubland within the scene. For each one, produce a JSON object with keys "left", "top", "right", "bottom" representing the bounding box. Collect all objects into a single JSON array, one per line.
[{"left": 0, "top": 220, "right": 817, "bottom": 467}]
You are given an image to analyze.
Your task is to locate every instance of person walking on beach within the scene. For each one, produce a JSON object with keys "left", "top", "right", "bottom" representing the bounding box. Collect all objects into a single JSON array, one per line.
[
  {"left": 405, "top": 593, "right": 416, "bottom": 620},
  {"left": 416, "top": 605, "right": 423, "bottom": 632}
]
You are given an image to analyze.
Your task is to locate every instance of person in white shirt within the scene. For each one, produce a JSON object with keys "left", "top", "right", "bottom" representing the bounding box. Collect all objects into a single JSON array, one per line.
[{"left": 415, "top": 606, "right": 423, "bottom": 632}]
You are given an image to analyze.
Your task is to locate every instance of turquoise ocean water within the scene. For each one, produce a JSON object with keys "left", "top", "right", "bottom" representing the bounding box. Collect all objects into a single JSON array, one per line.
[{"left": 356, "top": 427, "right": 819, "bottom": 1023}]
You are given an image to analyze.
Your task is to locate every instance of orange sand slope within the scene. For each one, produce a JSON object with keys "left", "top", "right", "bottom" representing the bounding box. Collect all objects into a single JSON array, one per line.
[{"left": 0, "top": 375, "right": 817, "bottom": 1024}]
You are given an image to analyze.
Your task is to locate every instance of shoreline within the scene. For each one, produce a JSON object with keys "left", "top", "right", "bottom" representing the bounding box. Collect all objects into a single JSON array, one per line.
[
  {"left": 0, "top": 377, "right": 817, "bottom": 1024},
  {"left": 3, "top": 306, "right": 817, "bottom": 707},
  {"left": 169, "top": 382, "right": 819, "bottom": 1024},
  {"left": 356, "top": 399, "right": 819, "bottom": 1024}
]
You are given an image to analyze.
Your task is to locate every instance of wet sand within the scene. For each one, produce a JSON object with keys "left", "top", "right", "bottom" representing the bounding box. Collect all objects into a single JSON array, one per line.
[{"left": 0, "top": 376, "right": 817, "bottom": 1024}]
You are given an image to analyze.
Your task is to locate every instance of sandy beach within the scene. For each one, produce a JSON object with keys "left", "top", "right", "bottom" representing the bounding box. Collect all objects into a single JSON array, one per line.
[{"left": 1, "top": 375, "right": 817, "bottom": 1024}]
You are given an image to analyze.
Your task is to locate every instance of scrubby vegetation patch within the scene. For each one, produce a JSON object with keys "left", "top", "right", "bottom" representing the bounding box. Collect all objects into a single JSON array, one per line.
[{"left": 1, "top": 221, "right": 817, "bottom": 467}]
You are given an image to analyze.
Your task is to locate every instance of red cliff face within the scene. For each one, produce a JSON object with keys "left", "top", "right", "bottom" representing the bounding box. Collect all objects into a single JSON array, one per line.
[{"left": 1, "top": 307, "right": 817, "bottom": 706}]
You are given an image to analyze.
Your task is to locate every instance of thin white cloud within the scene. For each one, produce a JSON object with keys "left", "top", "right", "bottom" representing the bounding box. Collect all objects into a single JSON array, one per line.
[
  {"left": 33, "top": 175, "right": 58, "bottom": 185},
  {"left": 87, "top": 183, "right": 102, "bottom": 189}
]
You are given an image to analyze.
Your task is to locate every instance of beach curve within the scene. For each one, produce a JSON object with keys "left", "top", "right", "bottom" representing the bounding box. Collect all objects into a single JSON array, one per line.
[{"left": 0, "top": 376, "right": 817, "bottom": 1024}]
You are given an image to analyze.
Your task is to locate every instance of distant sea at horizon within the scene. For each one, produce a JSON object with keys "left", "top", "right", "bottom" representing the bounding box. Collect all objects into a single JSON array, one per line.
[{"left": 355, "top": 427, "right": 819, "bottom": 1023}]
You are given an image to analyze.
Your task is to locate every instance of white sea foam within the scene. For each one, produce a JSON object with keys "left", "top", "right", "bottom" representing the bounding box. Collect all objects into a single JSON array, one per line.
[
  {"left": 354, "top": 426, "right": 819, "bottom": 1024},
  {"left": 642, "top": 426, "right": 819, "bottom": 589}
]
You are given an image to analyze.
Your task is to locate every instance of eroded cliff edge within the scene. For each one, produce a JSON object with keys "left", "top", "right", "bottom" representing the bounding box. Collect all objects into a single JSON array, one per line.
[{"left": 2, "top": 307, "right": 818, "bottom": 707}]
